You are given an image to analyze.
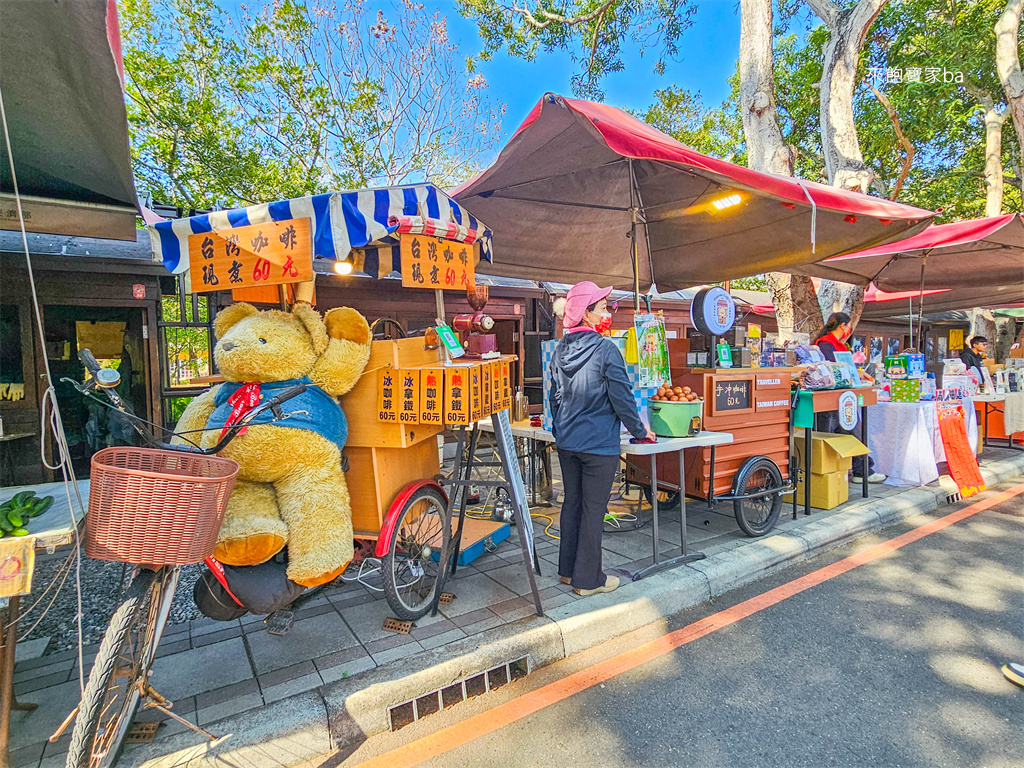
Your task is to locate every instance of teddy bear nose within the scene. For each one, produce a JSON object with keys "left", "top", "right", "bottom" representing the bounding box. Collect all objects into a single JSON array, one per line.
[{"left": 221, "top": 341, "right": 237, "bottom": 351}]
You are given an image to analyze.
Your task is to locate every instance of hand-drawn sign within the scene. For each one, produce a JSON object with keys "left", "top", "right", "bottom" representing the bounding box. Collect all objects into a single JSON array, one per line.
[{"left": 187, "top": 218, "right": 312, "bottom": 293}]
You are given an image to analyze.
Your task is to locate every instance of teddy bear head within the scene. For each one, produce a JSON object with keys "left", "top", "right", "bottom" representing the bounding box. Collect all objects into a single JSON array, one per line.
[{"left": 213, "top": 302, "right": 329, "bottom": 383}]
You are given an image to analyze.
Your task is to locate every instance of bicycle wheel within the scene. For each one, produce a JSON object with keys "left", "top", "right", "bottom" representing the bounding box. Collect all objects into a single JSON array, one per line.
[
  {"left": 733, "top": 457, "right": 784, "bottom": 537},
  {"left": 383, "top": 486, "right": 451, "bottom": 621},
  {"left": 640, "top": 484, "right": 681, "bottom": 511},
  {"left": 66, "top": 566, "right": 179, "bottom": 768}
]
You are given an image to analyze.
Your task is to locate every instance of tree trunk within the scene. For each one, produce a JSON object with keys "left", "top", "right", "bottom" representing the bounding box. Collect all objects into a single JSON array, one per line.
[
  {"left": 739, "top": 0, "right": 809, "bottom": 340},
  {"left": 969, "top": 308, "right": 998, "bottom": 346},
  {"left": 814, "top": 0, "right": 888, "bottom": 193},
  {"left": 995, "top": 316, "right": 1017, "bottom": 360},
  {"left": 981, "top": 96, "right": 1007, "bottom": 216},
  {"left": 996, "top": 0, "right": 1024, "bottom": 176}
]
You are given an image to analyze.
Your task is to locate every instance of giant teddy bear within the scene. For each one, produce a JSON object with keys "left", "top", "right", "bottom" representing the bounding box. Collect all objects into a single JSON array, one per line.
[{"left": 174, "top": 301, "right": 371, "bottom": 587}]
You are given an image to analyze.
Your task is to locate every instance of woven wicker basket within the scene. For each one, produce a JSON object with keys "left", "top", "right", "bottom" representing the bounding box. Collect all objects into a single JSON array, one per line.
[{"left": 86, "top": 447, "right": 239, "bottom": 565}]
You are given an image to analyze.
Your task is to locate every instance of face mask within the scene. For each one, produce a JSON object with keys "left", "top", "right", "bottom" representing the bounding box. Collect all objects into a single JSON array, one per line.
[{"left": 594, "top": 313, "right": 613, "bottom": 334}]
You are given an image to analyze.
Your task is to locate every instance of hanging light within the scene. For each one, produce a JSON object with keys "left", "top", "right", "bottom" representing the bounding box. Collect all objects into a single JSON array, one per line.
[
  {"left": 334, "top": 255, "right": 354, "bottom": 275},
  {"left": 711, "top": 193, "right": 742, "bottom": 211}
]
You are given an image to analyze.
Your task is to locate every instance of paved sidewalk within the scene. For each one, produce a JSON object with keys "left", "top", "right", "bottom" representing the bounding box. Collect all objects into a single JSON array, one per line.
[{"left": 11, "top": 447, "right": 1024, "bottom": 768}]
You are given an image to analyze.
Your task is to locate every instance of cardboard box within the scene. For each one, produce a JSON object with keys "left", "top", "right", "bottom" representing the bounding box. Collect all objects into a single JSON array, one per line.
[
  {"left": 890, "top": 378, "right": 922, "bottom": 403},
  {"left": 784, "top": 470, "right": 850, "bottom": 510},
  {"left": 794, "top": 430, "right": 870, "bottom": 474},
  {"left": 906, "top": 353, "right": 926, "bottom": 377}
]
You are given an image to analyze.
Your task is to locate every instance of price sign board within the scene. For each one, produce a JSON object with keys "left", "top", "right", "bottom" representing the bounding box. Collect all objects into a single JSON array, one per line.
[
  {"left": 187, "top": 218, "right": 312, "bottom": 293},
  {"left": 377, "top": 368, "right": 398, "bottom": 422},
  {"left": 401, "top": 235, "right": 475, "bottom": 290},
  {"left": 481, "top": 362, "right": 492, "bottom": 417},
  {"left": 398, "top": 370, "right": 420, "bottom": 424},
  {"left": 445, "top": 366, "right": 471, "bottom": 425},
  {"left": 490, "top": 360, "right": 503, "bottom": 411},
  {"left": 419, "top": 368, "right": 444, "bottom": 425},
  {"left": 469, "top": 364, "right": 484, "bottom": 422},
  {"left": 710, "top": 376, "right": 753, "bottom": 416},
  {"left": 500, "top": 360, "right": 512, "bottom": 410}
]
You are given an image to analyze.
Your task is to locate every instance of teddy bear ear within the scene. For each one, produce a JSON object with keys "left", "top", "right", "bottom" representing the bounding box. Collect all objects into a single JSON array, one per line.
[
  {"left": 291, "top": 303, "right": 329, "bottom": 356},
  {"left": 214, "top": 303, "right": 259, "bottom": 339},
  {"left": 324, "top": 307, "right": 371, "bottom": 346}
]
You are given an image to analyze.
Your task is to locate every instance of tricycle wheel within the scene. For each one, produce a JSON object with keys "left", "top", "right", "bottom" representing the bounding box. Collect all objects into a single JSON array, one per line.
[
  {"left": 383, "top": 485, "right": 451, "bottom": 621},
  {"left": 733, "top": 457, "right": 783, "bottom": 537}
]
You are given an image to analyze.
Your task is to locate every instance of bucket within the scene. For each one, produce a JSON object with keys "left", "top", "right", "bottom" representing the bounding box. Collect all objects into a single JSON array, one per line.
[{"left": 647, "top": 400, "right": 703, "bottom": 438}]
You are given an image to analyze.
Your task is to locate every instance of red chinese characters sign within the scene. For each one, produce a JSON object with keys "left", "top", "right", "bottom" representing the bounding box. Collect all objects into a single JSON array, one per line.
[
  {"left": 400, "top": 235, "right": 475, "bottom": 290},
  {"left": 187, "top": 218, "right": 313, "bottom": 293}
]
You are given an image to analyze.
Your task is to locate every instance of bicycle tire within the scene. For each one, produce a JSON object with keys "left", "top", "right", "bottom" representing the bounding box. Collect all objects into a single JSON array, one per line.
[
  {"left": 66, "top": 567, "right": 177, "bottom": 768},
  {"left": 383, "top": 486, "right": 451, "bottom": 621},
  {"left": 733, "top": 457, "right": 784, "bottom": 537},
  {"left": 640, "top": 484, "right": 681, "bottom": 512}
]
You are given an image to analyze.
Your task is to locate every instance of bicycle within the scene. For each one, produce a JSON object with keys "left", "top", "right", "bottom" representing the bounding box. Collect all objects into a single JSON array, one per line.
[{"left": 56, "top": 349, "right": 311, "bottom": 768}]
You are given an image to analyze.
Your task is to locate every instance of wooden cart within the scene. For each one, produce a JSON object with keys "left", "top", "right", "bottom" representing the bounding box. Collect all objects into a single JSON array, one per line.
[{"left": 626, "top": 368, "right": 802, "bottom": 537}]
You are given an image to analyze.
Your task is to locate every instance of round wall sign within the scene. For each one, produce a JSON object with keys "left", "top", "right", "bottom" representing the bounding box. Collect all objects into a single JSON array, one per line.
[
  {"left": 838, "top": 390, "right": 859, "bottom": 431},
  {"left": 690, "top": 286, "right": 736, "bottom": 337}
]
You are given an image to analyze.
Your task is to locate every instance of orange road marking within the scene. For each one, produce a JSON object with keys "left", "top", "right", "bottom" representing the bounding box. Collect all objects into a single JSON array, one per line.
[{"left": 353, "top": 482, "right": 1024, "bottom": 768}]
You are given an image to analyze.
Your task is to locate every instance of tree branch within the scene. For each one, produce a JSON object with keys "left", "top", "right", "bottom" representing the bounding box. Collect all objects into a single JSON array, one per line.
[
  {"left": 803, "top": 0, "right": 840, "bottom": 26},
  {"left": 512, "top": 0, "right": 618, "bottom": 29},
  {"left": 866, "top": 82, "right": 915, "bottom": 200}
]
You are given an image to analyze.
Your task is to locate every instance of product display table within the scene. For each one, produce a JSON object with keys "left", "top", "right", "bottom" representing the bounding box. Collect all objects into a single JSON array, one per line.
[
  {"left": 0, "top": 480, "right": 87, "bottom": 768},
  {"left": 867, "top": 401, "right": 979, "bottom": 486},
  {"left": 479, "top": 423, "right": 735, "bottom": 580},
  {"left": 970, "top": 393, "right": 1024, "bottom": 451}
]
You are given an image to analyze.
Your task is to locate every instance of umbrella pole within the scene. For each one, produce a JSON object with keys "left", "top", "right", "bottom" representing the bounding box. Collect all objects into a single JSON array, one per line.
[
  {"left": 916, "top": 255, "right": 927, "bottom": 351},
  {"left": 629, "top": 158, "right": 641, "bottom": 312}
]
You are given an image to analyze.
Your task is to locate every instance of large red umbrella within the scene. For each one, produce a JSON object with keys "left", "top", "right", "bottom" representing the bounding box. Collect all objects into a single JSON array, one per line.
[
  {"left": 454, "top": 93, "right": 934, "bottom": 294},
  {"left": 794, "top": 214, "right": 1024, "bottom": 290}
]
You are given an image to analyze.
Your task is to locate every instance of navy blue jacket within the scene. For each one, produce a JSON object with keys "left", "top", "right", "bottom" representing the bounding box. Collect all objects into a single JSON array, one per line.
[{"left": 550, "top": 331, "right": 646, "bottom": 455}]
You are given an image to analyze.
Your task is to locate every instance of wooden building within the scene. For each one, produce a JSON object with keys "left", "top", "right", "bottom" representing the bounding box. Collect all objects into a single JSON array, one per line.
[{"left": 0, "top": 231, "right": 165, "bottom": 485}]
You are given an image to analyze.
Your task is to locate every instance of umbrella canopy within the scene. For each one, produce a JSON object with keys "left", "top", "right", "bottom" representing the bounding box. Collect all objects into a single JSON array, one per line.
[
  {"left": 0, "top": 0, "right": 139, "bottom": 240},
  {"left": 453, "top": 94, "right": 934, "bottom": 292},
  {"left": 150, "top": 183, "right": 492, "bottom": 276},
  {"left": 794, "top": 214, "right": 1024, "bottom": 290}
]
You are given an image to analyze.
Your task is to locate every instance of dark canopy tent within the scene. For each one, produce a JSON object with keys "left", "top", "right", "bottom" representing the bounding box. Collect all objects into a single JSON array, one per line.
[
  {"left": 0, "top": 0, "right": 138, "bottom": 240},
  {"left": 792, "top": 214, "right": 1024, "bottom": 290},
  {"left": 454, "top": 94, "right": 934, "bottom": 293}
]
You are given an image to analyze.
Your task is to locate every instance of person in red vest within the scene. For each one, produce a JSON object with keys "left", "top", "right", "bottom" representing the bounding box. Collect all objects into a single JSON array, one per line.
[{"left": 813, "top": 312, "right": 885, "bottom": 483}]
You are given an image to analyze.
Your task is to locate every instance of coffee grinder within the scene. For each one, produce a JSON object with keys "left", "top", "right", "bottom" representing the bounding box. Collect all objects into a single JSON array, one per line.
[{"left": 453, "top": 285, "right": 498, "bottom": 358}]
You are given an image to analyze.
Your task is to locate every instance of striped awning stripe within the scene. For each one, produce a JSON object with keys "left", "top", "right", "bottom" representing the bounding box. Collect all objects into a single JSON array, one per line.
[{"left": 150, "top": 184, "right": 492, "bottom": 275}]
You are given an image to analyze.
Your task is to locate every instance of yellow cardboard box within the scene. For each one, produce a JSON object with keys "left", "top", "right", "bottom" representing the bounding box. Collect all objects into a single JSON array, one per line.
[
  {"left": 784, "top": 470, "right": 850, "bottom": 510},
  {"left": 794, "top": 429, "right": 870, "bottom": 474}
]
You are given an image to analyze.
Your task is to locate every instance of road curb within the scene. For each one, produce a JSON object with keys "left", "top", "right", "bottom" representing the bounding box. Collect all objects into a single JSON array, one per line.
[{"left": 126, "top": 451, "right": 1024, "bottom": 768}]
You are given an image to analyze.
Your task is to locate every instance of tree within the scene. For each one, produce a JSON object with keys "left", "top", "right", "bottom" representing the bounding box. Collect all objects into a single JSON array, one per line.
[
  {"left": 122, "top": 0, "right": 505, "bottom": 210},
  {"left": 997, "top": 0, "right": 1024, "bottom": 199},
  {"left": 457, "top": 1, "right": 697, "bottom": 98}
]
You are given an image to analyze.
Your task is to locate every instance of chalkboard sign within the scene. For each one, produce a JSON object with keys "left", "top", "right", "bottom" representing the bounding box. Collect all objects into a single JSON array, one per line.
[{"left": 710, "top": 376, "right": 753, "bottom": 416}]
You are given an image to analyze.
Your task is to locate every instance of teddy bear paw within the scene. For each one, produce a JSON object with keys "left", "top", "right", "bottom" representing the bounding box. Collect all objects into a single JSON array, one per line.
[{"left": 213, "top": 532, "right": 288, "bottom": 566}]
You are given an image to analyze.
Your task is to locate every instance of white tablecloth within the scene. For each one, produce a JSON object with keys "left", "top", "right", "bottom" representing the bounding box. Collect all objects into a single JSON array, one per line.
[{"left": 866, "top": 401, "right": 978, "bottom": 487}]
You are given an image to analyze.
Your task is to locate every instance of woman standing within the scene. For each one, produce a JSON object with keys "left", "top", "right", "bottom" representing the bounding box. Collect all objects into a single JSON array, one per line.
[
  {"left": 813, "top": 312, "right": 885, "bottom": 483},
  {"left": 550, "top": 281, "right": 654, "bottom": 596}
]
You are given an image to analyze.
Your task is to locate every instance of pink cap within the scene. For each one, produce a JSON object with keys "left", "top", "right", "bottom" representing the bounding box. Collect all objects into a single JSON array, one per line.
[{"left": 563, "top": 281, "right": 613, "bottom": 329}]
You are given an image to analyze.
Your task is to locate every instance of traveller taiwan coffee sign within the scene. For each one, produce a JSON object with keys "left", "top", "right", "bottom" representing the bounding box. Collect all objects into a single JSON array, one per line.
[
  {"left": 187, "top": 218, "right": 313, "bottom": 293},
  {"left": 400, "top": 235, "right": 475, "bottom": 290}
]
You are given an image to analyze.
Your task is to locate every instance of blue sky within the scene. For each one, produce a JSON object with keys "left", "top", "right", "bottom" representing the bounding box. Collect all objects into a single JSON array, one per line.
[{"left": 435, "top": 1, "right": 743, "bottom": 136}]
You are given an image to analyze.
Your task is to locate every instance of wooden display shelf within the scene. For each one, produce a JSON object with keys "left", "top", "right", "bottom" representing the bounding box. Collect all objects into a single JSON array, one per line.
[{"left": 347, "top": 436, "right": 441, "bottom": 535}]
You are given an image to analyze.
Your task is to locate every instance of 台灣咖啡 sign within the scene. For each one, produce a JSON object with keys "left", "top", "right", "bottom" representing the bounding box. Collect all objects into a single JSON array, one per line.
[{"left": 187, "top": 218, "right": 313, "bottom": 293}]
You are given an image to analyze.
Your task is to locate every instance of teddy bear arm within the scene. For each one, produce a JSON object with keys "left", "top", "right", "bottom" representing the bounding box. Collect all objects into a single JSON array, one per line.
[
  {"left": 171, "top": 387, "right": 219, "bottom": 446},
  {"left": 309, "top": 338, "right": 372, "bottom": 397}
]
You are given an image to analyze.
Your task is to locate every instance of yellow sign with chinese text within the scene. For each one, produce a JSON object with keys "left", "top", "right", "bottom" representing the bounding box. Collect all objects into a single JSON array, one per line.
[
  {"left": 398, "top": 370, "right": 420, "bottom": 424},
  {"left": 419, "top": 368, "right": 444, "bottom": 425},
  {"left": 377, "top": 368, "right": 398, "bottom": 423},
  {"left": 949, "top": 329, "right": 964, "bottom": 351},
  {"left": 400, "top": 235, "right": 475, "bottom": 290},
  {"left": 187, "top": 218, "right": 312, "bottom": 293}
]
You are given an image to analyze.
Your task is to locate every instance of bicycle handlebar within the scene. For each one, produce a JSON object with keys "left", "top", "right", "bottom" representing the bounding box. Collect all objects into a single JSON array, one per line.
[{"left": 73, "top": 348, "right": 309, "bottom": 455}]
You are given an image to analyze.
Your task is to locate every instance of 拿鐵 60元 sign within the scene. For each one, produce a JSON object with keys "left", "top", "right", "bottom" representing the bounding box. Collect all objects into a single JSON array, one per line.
[{"left": 187, "top": 218, "right": 313, "bottom": 293}]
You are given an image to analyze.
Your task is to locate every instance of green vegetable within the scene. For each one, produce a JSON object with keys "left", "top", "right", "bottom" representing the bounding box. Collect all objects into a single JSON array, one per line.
[
  {"left": 0, "top": 500, "right": 14, "bottom": 512},
  {"left": 11, "top": 491, "right": 36, "bottom": 506},
  {"left": 10, "top": 528, "right": 29, "bottom": 537},
  {"left": 0, "top": 516, "right": 12, "bottom": 533},
  {"left": 26, "top": 496, "right": 53, "bottom": 517},
  {"left": 6, "top": 511, "right": 23, "bottom": 528}
]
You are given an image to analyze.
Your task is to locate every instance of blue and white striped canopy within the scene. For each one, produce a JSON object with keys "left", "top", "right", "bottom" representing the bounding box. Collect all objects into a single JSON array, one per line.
[{"left": 149, "top": 183, "right": 493, "bottom": 275}]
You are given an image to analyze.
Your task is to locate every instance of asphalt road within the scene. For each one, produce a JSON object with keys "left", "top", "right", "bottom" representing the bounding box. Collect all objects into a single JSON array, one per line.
[{"left": 335, "top": 482, "right": 1024, "bottom": 768}]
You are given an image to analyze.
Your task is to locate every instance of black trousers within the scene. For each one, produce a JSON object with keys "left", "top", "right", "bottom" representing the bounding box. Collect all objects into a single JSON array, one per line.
[{"left": 557, "top": 449, "right": 619, "bottom": 590}]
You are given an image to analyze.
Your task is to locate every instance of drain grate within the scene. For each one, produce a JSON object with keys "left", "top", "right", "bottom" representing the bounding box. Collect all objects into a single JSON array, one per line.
[
  {"left": 383, "top": 617, "right": 413, "bottom": 635},
  {"left": 946, "top": 491, "right": 963, "bottom": 505},
  {"left": 125, "top": 721, "right": 160, "bottom": 744},
  {"left": 388, "top": 656, "right": 530, "bottom": 730}
]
